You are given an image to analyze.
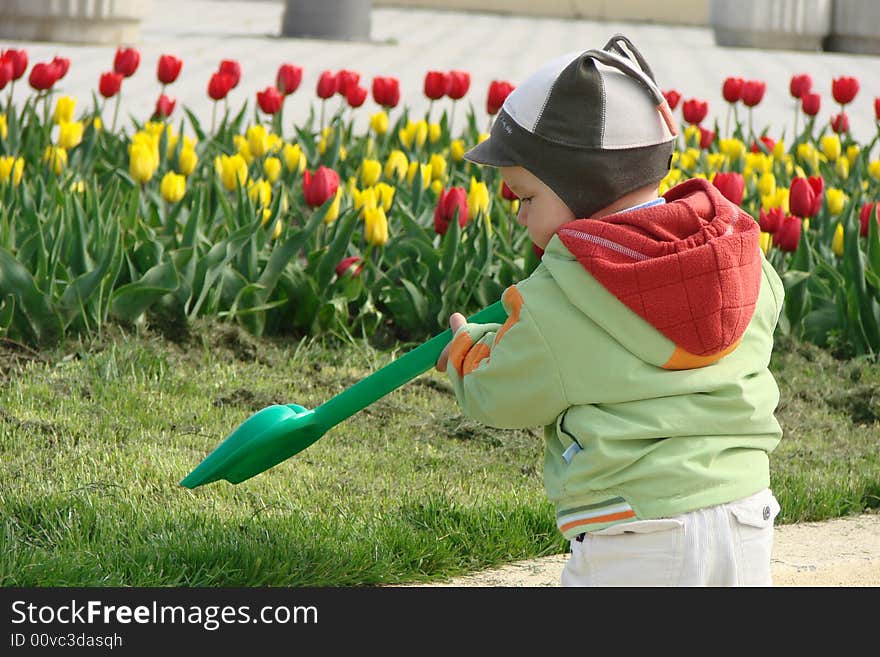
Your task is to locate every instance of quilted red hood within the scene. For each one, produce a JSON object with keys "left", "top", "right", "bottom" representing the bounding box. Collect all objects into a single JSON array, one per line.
[{"left": 556, "top": 178, "right": 762, "bottom": 357}]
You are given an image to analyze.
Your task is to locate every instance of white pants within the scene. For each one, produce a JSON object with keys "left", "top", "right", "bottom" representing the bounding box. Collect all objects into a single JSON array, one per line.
[{"left": 561, "top": 488, "right": 780, "bottom": 587}]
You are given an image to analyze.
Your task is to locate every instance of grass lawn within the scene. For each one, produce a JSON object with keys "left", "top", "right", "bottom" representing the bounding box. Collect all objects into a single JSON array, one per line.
[{"left": 1, "top": 322, "right": 878, "bottom": 586}]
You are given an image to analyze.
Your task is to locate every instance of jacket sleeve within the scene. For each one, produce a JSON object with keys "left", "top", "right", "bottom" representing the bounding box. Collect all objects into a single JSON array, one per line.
[{"left": 445, "top": 285, "right": 568, "bottom": 429}]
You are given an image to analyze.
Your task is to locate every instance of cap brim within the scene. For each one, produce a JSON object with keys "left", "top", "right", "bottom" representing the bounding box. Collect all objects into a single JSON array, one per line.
[{"left": 463, "top": 135, "right": 519, "bottom": 168}]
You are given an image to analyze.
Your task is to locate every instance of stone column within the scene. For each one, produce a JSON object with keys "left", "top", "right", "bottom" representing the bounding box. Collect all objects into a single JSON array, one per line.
[
  {"left": 0, "top": 0, "right": 152, "bottom": 45},
  {"left": 281, "top": 0, "right": 372, "bottom": 41},
  {"left": 708, "top": 0, "right": 833, "bottom": 51}
]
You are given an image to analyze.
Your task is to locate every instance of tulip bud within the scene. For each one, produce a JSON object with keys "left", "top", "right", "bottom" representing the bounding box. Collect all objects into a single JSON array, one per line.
[
  {"left": 178, "top": 147, "right": 198, "bottom": 177},
  {"left": 789, "top": 73, "right": 812, "bottom": 100},
  {"left": 57, "top": 121, "right": 83, "bottom": 150},
  {"left": 820, "top": 134, "right": 841, "bottom": 162},
  {"left": 375, "top": 182, "right": 395, "bottom": 212},
  {"left": 789, "top": 177, "right": 815, "bottom": 218},
  {"left": 208, "top": 72, "right": 233, "bottom": 100},
  {"left": 0, "top": 58, "right": 12, "bottom": 91},
  {"left": 114, "top": 47, "right": 140, "bottom": 78},
  {"left": 712, "top": 172, "right": 745, "bottom": 206},
  {"left": 29, "top": 62, "right": 60, "bottom": 91},
  {"left": 336, "top": 69, "right": 360, "bottom": 97},
  {"left": 450, "top": 139, "right": 465, "bottom": 162},
  {"left": 428, "top": 154, "right": 447, "bottom": 182},
  {"left": 384, "top": 150, "right": 408, "bottom": 181},
  {"left": 830, "top": 113, "right": 849, "bottom": 134},
  {"left": 256, "top": 86, "right": 283, "bottom": 114},
  {"left": 160, "top": 171, "right": 186, "bottom": 203},
  {"left": 282, "top": 143, "right": 306, "bottom": 174},
  {"left": 129, "top": 141, "right": 157, "bottom": 184},
  {"left": 264, "top": 157, "right": 282, "bottom": 183},
  {"left": 424, "top": 71, "right": 449, "bottom": 100},
  {"left": 98, "top": 71, "right": 123, "bottom": 98},
  {"left": 302, "top": 166, "right": 340, "bottom": 207},
  {"left": 43, "top": 146, "right": 67, "bottom": 175},
  {"left": 219, "top": 60, "right": 241, "bottom": 88},
  {"left": 215, "top": 153, "right": 248, "bottom": 191},
  {"left": 831, "top": 223, "right": 844, "bottom": 257},
  {"left": 157, "top": 54, "right": 183, "bottom": 85},
  {"left": 860, "top": 202, "right": 879, "bottom": 237},
  {"left": 370, "top": 111, "right": 389, "bottom": 135},
  {"left": 3, "top": 49, "right": 28, "bottom": 80},
  {"left": 801, "top": 92, "right": 821, "bottom": 116},
  {"left": 51, "top": 56, "right": 70, "bottom": 80},
  {"left": 248, "top": 178, "right": 272, "bottom": 208},
  {"left": 154, "top": 94, "right": 176, "bottom": 119},
  {"left": 699, "top": 127, "right": 715, "bottom": 150},
  {"left": 722, "top": 77, "right": 744, "bottom": 103},
  {"left": 742, "top": 80, "right": 766, "bottom": 107},
  {"left": 371, "top": 76, "right": 400, "bottom": 108},
  {"left": 826, "top": 188, "right": 845, "bottom": 215},
  {"left": 364, "top": 206, "right": 389, "bottom": 246},
  {"left": 52, "top": 96, "right": 76, "bottom": 125},
  {"left": 360, "top": 158, "right": 382, "bottom": 187},
  {"left": 875, "top": 97, "right": 880, "bottom": 121},
  {"left": 345, "top": 84, "right": 368, "bottom": 109},
  {"left": 316, "top": 70, "right": 338, "bottom": 99},
  {"left": 0, "top": 156, "right": 25, "bottom": 186},
  {"left": 662, "top": 89, "right": 681, "bottom": 111},
  {"left": 774, "top": 215, "right": 801, "bottom": 252},
  {"left": 759, "top": 207, "right": 784, "bottom": 233},
  {"left": 831, "top": 76, "right": 859, "bottom": 105},
  {"left": 335, "top": 255, "right": 364, "bottom": 278},
  {"left": 501, "top": 181, "right": 518, "bottom": 201},
  {"left": 434, "top": 187, "right": 469, "bottom": 235},
  {"left": 276, "top": 63, "right": 303, "bottom": 96},
  {"left": 467, "top": 177, "right": 490, "bottom": 218},
  {"left": 486, "top": 80, "right": 515, "bottom": 115},
  {"left": 447, "top": 70, "right": 471, "bottom": 100},
  {"left": 681, "top": 98, "right": 708, "bottom": 125}
]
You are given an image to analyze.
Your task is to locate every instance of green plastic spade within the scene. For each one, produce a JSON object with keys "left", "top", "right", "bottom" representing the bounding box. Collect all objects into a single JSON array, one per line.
[{"left": 180, "top": 300, "right": 507, "bottom": 489}]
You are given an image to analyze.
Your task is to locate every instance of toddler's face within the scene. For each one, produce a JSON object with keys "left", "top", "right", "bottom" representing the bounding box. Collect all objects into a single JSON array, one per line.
[{"left": 499, "top": 166, "right": 575, "bottom": 250}]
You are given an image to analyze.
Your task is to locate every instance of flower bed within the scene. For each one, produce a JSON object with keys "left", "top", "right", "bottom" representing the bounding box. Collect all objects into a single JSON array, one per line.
[{"left": 1, "top": 47, "right": 879, "bottom": 356}]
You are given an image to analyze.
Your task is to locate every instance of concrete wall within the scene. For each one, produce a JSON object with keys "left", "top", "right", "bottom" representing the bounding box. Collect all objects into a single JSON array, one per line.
[{"left": 372, "top": 0, "right": 710, "bottom": 25}]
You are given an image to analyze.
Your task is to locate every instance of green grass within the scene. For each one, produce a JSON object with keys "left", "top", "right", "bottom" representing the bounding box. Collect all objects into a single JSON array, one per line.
[{"left": 1, "top": 324, "right": 878, "bottom": 586}]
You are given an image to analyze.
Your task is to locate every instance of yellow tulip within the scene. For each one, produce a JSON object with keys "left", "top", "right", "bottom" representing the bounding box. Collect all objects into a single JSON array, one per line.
[
  {"left": 684, "top": 125, "right": 701, "bottom": 148},
  {"left": 847, "top": 144, "right": 860, "bottom": 166},
  {"left": 160, "top": 171, "right": 186, "bottom": 203},
  {"left": 758, "top": 172, "right": 776, "bottom": 198},
  {"left": 145, "top": 121, "right": 167, "bottom": 138},
  {"left": 398, "top": 120, "right": 428, "bottom": 150},
  {"left": 324, "top": 188, "right": 342, "bottom": 224},
  {"left": 167, "top": 134, "right": 196, "bottom": 158},
  {"left": 246, "top": 125, "right": 270, "bottom": 158},
  {"left": 450, "top": 139, "right": 465, "bottom": 162},
  {"left": 706, "top": 153, "right": 726, "bottom": 172},
  {"left": 129, "top": 141, "right": 157, "bottom": 184},
  {"left": 353, "top": 187, "right": 378, "bottom": 215},
  {"left": 744, "top": 152, "right": 772, "bottom": 175},
  {"left": 0, "top": 113, "right": 7, "bottom": 140},
  {"left": 57, "top": 121, "right": 84, "bottom": 149},
  {"left": 831, "top": 223, "right": 844, "bottom": 257},
  {"left": 826, "top": 188, "right": 846, "bottom": 215},
  {"left": 406, "top": 161, "right": 431, "bottom": 189},
  {"left": 658, "top": 168, "right": 682, "bottom": 196},
  {"left": 264, "top": 157, "right": 282, "bottom": 183},
  {"left": 43, "top": 146, "right": 68, "bottom": 176},
  {"left": 796, "top": 143, "right": 819, "bottom": 172},
  {"left": 835, "top": 157, "right": 849, "bottom": 180},
  {"left": 758, "top": 231, "right": 772, "bottom": 255},
  {"left": 270, "top": 218, "right": 283, "bottom": 240},
  {"left": 430, "top": 179, "right": 443, "bottom": 196},
  {"left": 248, "top": 178, "right": 272, "bottom": 208},
  {"left": 719, "top": 138, "right": 746, "bottom": 163},
  {"left": 868, "top": 160, "right": 880, "bottom": 181},
  {"left": 374, "top": 182, "right": 395, "bottom": 212},
  {"left": 52, "top": 96, "right": 76, "bottom": 125},
  {"left": 429, "top": 153, "right": 447, "bottom": 182},
  {"left": 215, "top": 153, "right": 248, "bottom": 191},
  {"left": 428, "top": 122, "right": 442, "bottom": 144},
  {"left": 364, "top": 206, "right": 389, "bottom": 246},
  {"left": 0, "top": 156, "right": 24, "bottom": 186},
  {"left": 282, "top": 143, "right": 306, "bottom": 174},
  {"left": 92, "top": 117, "right": 103, "bottom": 132},
  {"left": 384, "top": 149, "right": 408, "bottom": 182},
  {"left": 178, "top": 147, "right": 198, "bottom": 177},
  {"left": 267, "top": 133, "right": 282, "bottom": 154},
  {"left": 467, "top": 177, "right": 490, "bottom": 217},
  {"left": 820, "top": 134, "right": 841, "bottom": 162},
  {"left": 234, "top": 135, "right": 253, "bottom": 164},
  {"left": 762, "top": 187, "right": 790, "bottom": 213},
  {"left": 70, "top": 180, "right": 85, "bottom": 193},
  {"left": 772, "top": 140, "right": 786, "bottom": 160},
  {"left": 678, "top": 148, "right": 699, "bottom": 171},
  {"left": 370, "top": 111, "right": 389, "bottom": 135},
  {"left": 361, "top": 158, "right": 382, "bottom": 187}
]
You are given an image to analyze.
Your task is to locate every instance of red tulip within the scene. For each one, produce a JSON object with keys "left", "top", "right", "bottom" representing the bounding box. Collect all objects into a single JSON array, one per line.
[
  {"left": 335, "top": 255, "right": 364, "bottom": 278},
  {"left": 801, "top": 92, "right": 821, "bottom": 116},
  {"left": 0, "top": 58, "right": 12, "bottom": 91},
  {"left": 830, "top": 112, "right": 849, "bottom": 134},
  {"left": 371, "top": 76, "right": 400, "bottom": 108},
  {"left": 336, "top": 69, "right": 360, "bottom": 97},
  {"left": 447, "top": 70, "right": 471, "bottom": 100},
  {"left": 433, "top": 187, "right": 469, "bottom": 235},
  {"left": 256, "top": 86, "right": 283, "bottom": 114},
  {"left": 859, "top": 202, "right": 878, "bottom": 237},
  {"left": 876, "top": 97, "right": 880, "bottom": 121},
  {"left": 28, "top": 62, "right": 60, "bottom": 91},
  {"left": 98, "top": 71, "right": 123, "bottom": 98},
  {"left": 501, "top": 181, "right": 518, "bottom": 201},
  {"left": 302, "top": 166, "right": 340, "bottom": 208},
  {"left": 751, "top": 135, "right": 776, "bottom": 153},
  {"left": 831, "top": 76, "right": 859, "bottom": 105},
  {"left": 722, "top": 77, "right": 744, "bottom": 103},
  {"left": 790, "top": 176, "right": 824, "bottom": 218},
  {"left": 345, "top": 84, "right": 367, "bottom": 108},
  {"left": 424, "top": 71, "right": 450, "bottom": 101},
  {"left": 219, "top": 60, "right": 241, "bottom": 88},
  {"left": 759, "top": 207, "right": 784, "bottom": 234},
  {"left": 157, "top": 54, "right": 183, "bottom": 85},
  {"left": 276, "top": 63, "right": 303, "bottom": 96},
  {"left": 774, "top": 215, "right": 801, "bottom": 252},
  {"left": 113, "top": 47, "right": 140, "bottom": 78},
  {"left": 713, "top": 172, "right": 745, "bottom": 206},
  {"left": 154, "top": 94, "right": 176, "bottom": 118},
  {"left": 51, "top": 56, "right": 70, "bottom": 80},
  {"left": 663, "top": 89, "right": 681, "bottom": 111},
  {"left": 789, "top": 74, "right": 812, "bottom": 100},
  {"left": 1, "top": 49, "right": 28, "bottom": 80},
  {"left": 207, "top": 71, "right": 233, "bottom": 100},
  {"left": 699, "top": 126, "right": 715, "bottom": 150},
  {"left": 316, "top": 70, "right": 338, "bottom": 99},
  {"left": 681, "top": 98, "right": 708, "bottom": 125},
  {"left": 742, "top": 80, "right": 766, "bottom": 107},
  {"left": 487, "top": 80, "right": 515, "bottom": 115}
]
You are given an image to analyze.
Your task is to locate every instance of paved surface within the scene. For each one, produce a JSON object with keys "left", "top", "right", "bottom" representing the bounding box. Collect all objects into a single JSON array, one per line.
[{"left": 3, "top": 0, "right": 879, "bottom": 143}]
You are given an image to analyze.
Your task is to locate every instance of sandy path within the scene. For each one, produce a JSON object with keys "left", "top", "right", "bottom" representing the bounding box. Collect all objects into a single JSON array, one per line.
[{"left": 423, "top": 512, "right": 880, "bottom": 587}]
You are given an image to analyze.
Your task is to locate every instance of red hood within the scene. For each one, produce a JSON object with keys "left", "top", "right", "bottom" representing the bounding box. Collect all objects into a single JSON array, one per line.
[{"left": 556, "top": 178, "right": 762, "bottom": 357}]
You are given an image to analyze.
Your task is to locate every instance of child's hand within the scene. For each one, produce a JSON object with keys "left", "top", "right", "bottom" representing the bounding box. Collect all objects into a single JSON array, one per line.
[{"left": 435, "top": 312, "right": 467, "bottom": 372}]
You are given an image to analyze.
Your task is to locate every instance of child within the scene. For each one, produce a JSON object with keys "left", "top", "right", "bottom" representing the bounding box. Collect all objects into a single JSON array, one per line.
[{"left": 436, "top": 34, "right": 785, "bottom": 586}]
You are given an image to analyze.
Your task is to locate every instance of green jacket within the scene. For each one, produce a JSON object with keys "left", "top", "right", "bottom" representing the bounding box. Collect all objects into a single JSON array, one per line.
[{"left": 445, "top": 179, "right": 785, "bottom": 539}]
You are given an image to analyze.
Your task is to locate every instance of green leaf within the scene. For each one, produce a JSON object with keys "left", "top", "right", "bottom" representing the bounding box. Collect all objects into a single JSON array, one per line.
[
  {"left": 0, "top": 247, "right": 64, "bottom": 347},
  {"left": 315, "top": 208, "right": 358, "bottom": 290},
  {"left": 57, "top": 217, "right": 120, "bottom": 327},
  {"left": 183, "top": 106, "right": 207, "bottom": 142},
  {"left": 110, "top": 259, "right": 180, "bottom": 322}
]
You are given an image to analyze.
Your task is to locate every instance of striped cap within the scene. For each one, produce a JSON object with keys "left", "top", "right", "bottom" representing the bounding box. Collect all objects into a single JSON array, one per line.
[{"left": 465, "top": 34, "right": 678, "bottom": 219}]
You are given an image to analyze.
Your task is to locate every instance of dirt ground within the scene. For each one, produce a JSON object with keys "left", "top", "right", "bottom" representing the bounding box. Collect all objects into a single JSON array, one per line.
[{"left": 424, "top": 511, "right": 880, "bottom": 587}]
